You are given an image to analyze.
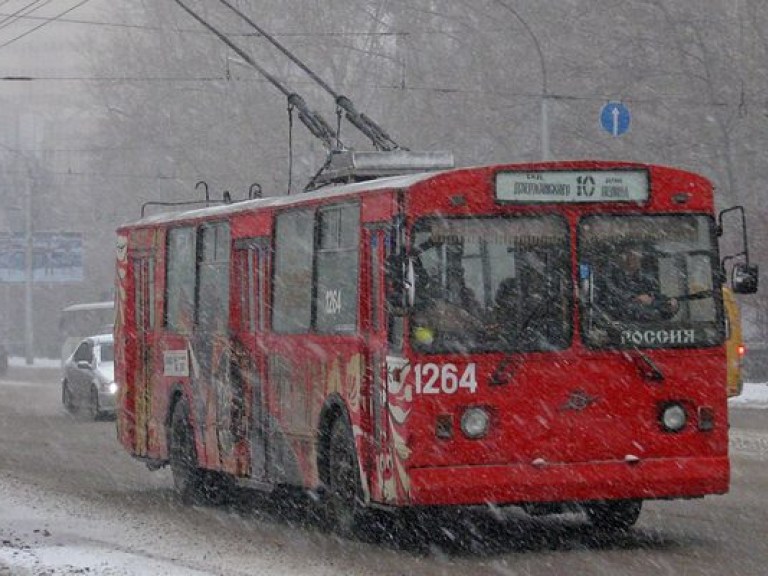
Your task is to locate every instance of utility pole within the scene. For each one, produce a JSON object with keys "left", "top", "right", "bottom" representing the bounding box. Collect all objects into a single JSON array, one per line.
[
  {"left": 19, "top": 111, "right": 40, "bottom": 366},
  {"left": 24, "top": 163, "right": 33, "bottom": 365}
]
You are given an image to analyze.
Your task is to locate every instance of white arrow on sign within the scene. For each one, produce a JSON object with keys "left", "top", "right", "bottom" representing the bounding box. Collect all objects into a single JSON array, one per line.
[{"left": 612, "top": 107, "right": 620, "bottom": 137}]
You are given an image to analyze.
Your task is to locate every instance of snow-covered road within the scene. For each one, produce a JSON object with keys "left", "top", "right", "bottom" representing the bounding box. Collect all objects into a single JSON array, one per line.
[{"left": 3, "top": 365, "right": 768, "bottom": 576}]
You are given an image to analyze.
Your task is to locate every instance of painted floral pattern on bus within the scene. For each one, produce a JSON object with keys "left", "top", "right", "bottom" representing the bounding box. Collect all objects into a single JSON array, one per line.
[{"left": 378, "top": 356, "right": 412, "bottom": 503}]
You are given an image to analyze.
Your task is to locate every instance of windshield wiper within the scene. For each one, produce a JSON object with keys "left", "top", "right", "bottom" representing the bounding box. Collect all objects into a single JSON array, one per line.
[
  {"left": 589, "top": 301, "right": 665, "bottom": 382},
  {"left": 625, "top": 349, "right": 665, "bottom": 382},
  {"left": 489, "top": 296, "right": 549, "bottom": 386}
]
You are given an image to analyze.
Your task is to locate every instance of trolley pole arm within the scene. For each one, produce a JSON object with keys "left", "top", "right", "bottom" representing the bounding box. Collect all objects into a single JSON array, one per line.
[
  {"left": 216, "top": 0, "right": 402, "bottom": 151},
  {"left": 288, "top": 94, "right": 338, "bottom": 150},
  {"left": 335, "top": 95, "right": 402, "bottom": 151},
  {"left": 172, "top": 0, "right": 341, "bottom": 151}
]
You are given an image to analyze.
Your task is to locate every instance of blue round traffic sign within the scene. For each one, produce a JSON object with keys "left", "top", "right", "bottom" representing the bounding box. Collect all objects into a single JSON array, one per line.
[{"left": 600, "top": 101, "right": 631, "bottom": 137}]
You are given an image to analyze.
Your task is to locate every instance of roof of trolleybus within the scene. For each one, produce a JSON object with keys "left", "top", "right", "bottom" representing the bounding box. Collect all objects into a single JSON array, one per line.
[{"left": 121, "top": 160, "right": 714, "bottom": 230}]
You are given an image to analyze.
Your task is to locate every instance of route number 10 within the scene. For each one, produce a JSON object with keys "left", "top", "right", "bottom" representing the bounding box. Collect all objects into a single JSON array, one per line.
[{"left": 414, "top": 363, "right": 478, "bottom": 395}]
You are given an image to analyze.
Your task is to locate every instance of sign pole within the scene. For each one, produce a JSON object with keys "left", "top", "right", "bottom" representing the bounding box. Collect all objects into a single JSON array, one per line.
[{"left": 541, "top": 96, "right": 550, "bottom": 160}]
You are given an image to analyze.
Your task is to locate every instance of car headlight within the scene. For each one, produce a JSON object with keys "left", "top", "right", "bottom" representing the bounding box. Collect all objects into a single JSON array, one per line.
[
  {"left": 660, "top": 403, "right": 687, "bottom": 432},
  {"left": 100, "top": 381, "right": 118, "bottom": 394},
  {"left": 460, "top": 407, "right": 490, "bottom": 439}
]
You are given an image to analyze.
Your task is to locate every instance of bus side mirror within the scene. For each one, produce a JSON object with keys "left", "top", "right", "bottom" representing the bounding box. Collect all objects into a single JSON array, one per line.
[
  {"left": 732, "top": 262, "right": 759, "bottom": 294},
  {"left": 718, "top": 205, "right": 758, "bottom": 294}
]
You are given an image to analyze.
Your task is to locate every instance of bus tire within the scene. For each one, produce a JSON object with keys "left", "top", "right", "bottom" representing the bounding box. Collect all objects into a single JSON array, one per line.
[
  {"left": 62, "top": 380, "right": 76, "bottom": 413},
  {"left": 326, "top": 418, "right": 366, "bottom": 538},
  {"left": 584, "top": 499, "right": 642, "bottom": 532},
  {"left": 169, "top": 401, "right": 207, "bottom": 504}
]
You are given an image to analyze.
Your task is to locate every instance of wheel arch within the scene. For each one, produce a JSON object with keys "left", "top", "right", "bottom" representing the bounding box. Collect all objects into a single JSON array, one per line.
[{"left": 165, "top": 383, "right": 188, "bottom": 455}]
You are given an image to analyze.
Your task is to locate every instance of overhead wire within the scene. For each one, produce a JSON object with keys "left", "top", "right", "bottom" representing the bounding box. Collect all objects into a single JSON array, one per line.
[
  {"left": 0, "top": 0, "right": 94, "bottom": 49},
  {"left": 0, "top": 0, "right": 52, "bottom": 30},
  {"left": 171, "top": 0, "right": 340, "bottom": 151},
  {"left": 215, "top": 0, "right": 401, "bottom": 151}
]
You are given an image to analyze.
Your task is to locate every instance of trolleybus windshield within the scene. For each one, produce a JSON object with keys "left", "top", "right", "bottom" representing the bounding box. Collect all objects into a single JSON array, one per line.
[
  {"left": 409, "top": 215, "right": 571, "bottom": 354},
  {"left": 579, "top": 214, "right": 722, "bottom": 349}
]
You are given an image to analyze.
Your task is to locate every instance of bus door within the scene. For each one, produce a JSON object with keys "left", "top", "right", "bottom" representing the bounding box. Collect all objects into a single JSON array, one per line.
[
  {"left": 366, "top": 227, "right": 392, "bottom": 501},
  {"left": 132, "top": 253, "right": 155, "bottom": 456},
  {"left": 193, "top": 222, "right": 245, "bottom": 473},
  {"left": 232, "top": 239, "right": 269, "bottom": 481},
  {"left": 372, "top": 224, "right": 411, "bottom": 503}
]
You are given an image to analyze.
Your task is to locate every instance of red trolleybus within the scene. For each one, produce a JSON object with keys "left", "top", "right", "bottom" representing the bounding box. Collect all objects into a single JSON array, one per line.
[{"left": 115, "top": 159, "right": 757, "bottom": 535}]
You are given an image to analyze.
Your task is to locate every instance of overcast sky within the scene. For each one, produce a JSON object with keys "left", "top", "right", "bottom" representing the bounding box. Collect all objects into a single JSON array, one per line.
[{"left": 0, "top": 0, "right": 106, "bottom": 76}]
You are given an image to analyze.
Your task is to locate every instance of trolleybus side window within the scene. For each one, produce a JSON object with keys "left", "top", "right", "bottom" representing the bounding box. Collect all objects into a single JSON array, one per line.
[
  {"left": 410, "top": 215, "right": 571, "bottom": 353},
  {"left": 165, "top": 227, "right": 196, "bottom": 333},
  {"left": 235, "top": 243, "right": 265, "bottom": 334},
  {"left": 316, "top": 204, "right": 360, "bottom": 334},
  {"left": 197, "top": 223, "right": 230, "bottom": 334},
  {"left": 273, "top": 208, "right": 314, "bottom": 333}
]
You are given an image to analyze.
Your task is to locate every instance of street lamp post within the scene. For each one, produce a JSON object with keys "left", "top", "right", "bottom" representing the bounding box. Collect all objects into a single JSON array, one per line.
[{"left": 492, "top": 1, "right": 550, "bottom": 160}]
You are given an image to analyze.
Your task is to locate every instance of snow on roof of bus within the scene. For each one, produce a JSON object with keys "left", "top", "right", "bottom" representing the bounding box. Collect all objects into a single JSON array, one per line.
[
  {"left": 61, "top": 301, "right": 114, "bottom": 312},
  {"left": 126, "top": 170, "right": 444, "bottom": 227},
  {"left": 122, "top": 159, "right": 690, "bottom": 229}
]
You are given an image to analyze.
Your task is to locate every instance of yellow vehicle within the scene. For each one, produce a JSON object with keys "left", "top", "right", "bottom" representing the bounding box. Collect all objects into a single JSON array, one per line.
[{"left": 723, "top": 287, "right": 745, "bottom": 397}]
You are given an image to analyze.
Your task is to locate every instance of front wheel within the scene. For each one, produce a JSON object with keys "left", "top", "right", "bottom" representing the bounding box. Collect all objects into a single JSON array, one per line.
[
  {"left": 584, "top": 500, "right": 642, "bottom": 532},
  {"left": 62, "top": 380, "right": 76, "bottom": 413},
  {"left": 89, "top": 386, "right": 103, "bottom": 420},
  {"left": 326, "top": 418, "right": 367, "bottom": 538}
]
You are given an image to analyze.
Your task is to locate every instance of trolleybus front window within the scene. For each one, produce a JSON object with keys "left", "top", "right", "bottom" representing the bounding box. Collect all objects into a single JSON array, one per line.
[
  {"left": 409, "top": 216, "right": 571, "bottom": 354},
  {"left": 579, "top": 214, "right": 723, "bottom": 349}
]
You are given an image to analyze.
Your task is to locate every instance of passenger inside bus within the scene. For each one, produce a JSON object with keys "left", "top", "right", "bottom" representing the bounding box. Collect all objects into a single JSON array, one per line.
[
  {"left": 603, "top": 248, "right": 679, "bottom": 322},
  {"left": 490, "top": 250, "right": 566, "bottom": 348},
  {"left": 411, "top": 259, "right": 484, "bottom": 347}
]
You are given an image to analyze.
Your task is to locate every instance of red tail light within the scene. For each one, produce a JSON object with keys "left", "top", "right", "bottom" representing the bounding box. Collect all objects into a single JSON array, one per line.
[{"left": 738, "top": 344, "right": 746, "bottom": 357}]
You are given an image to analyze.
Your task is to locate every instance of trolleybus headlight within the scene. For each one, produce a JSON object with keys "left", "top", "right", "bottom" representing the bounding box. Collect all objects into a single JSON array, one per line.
[
  {"left": 461, "top": 407, "right": 490, "bottom": 439},
  {"left": 108, "top": 382, "right": 118, "bottom": 394},
  {"left": 660, "top": 403, "right": 687, "bottom": 432}
]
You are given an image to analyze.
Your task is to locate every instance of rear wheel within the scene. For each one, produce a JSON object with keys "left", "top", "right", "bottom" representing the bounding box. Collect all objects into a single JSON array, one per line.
[
  {"left": 584, "top": 500, "right": 642, "bottom": 532},
  {"left": 169, "top": 401, "right": 208, "bottom": 504},
  {"left": 326, "top": 418, "right": 366, "bottom": 538},
  {"left": 169, "top": 401, "right": 232, "bottom": 504}
]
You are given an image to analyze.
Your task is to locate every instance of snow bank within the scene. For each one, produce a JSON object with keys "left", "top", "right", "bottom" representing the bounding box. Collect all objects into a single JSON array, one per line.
[{"left": 729, "top": 382, "right": 768, "bottom": 409}]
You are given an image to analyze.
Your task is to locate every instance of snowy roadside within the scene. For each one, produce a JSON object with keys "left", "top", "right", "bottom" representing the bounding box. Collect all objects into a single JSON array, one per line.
[
  {"left": 0, "top": 475, "right": 217, "bottom": 576},
  {"left": 0, "top": 472, "right": 345, "bottom": 576},
  {"left": 729, "top": 382, "right": 768, "bottom": 409},
  {"left": 8, "top": 357, "right": 62, "bottom": 369}
]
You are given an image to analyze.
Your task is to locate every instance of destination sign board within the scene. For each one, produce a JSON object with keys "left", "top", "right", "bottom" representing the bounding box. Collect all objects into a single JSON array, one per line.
[{"left": 495, "top": 169, "right": 649, "bottom": 204}]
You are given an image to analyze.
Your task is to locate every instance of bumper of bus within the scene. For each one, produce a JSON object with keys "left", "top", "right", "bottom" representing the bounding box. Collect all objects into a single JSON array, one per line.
[{"left": 406, "top": 456, "right": 729, "bottom": 506}]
